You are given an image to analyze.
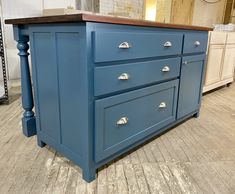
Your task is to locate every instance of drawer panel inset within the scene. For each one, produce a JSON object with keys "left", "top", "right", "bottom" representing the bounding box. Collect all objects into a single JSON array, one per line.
[
  {"left": 94, "top": 57, "right": 181, "bottom": 96},
  {"left": 95, "top": 80, "right": 179, "bottom": 162},
  {"left": 183, "top": 33, "right": 208, "bottom": 54},
  {"left": 93, "top": 31, "right": 183, "bottom": 63}
]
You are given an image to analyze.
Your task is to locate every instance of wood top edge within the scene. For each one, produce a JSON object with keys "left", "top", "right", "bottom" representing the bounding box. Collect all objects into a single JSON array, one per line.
[{"left": 5, "top": 13, "right": 213, "bottom": 31}]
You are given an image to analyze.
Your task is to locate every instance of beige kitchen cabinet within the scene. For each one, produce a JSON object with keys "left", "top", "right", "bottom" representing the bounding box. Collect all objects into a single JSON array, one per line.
[
  {"left": 203, "top": 32, "right": 235, "bottom": 93},
  {"left": 222, "top": 44, "right": 235, "bottom": 80}
]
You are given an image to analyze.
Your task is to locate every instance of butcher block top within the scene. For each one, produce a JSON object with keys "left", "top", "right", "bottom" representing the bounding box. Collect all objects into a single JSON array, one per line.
[{"left": 5, "top": 13, "right": 212, "bottom": 31}]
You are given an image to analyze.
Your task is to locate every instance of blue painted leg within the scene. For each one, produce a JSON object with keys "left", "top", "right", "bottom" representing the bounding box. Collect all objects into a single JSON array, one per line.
[
  {"left": 82, "top": 167, "right": 96, "bottom": 183},
  {"left": 194, "top": 111, "right": 200, "bottom": 118},
  {"left": 17, "top": 38, "right": 37, "bottom": 137},
  {"left": 22, "top": 116, "right": 36, "bottom": 137},
  {"left": 37, "top": 137, "right": 46, "bottom": 148}
]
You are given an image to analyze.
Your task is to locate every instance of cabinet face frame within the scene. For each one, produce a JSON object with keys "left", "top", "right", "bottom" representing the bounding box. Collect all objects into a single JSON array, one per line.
[
  {"left": 221, "top": 44, "right": 235, "bottom": 80},
  {"left": 204, "top": 44, "right": 225, "bottom": 86}
]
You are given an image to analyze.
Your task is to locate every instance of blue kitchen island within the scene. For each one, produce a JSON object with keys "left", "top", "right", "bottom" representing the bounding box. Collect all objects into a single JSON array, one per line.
[{"left": 5, "top": 14, "right": 212, "bottom": 182}]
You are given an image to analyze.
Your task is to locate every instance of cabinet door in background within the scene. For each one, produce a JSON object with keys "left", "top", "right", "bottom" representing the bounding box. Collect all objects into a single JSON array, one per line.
[
  {"left": 204, "top": 45, "right": 224, "bottom": 86},
  {"left": 221, "top": 44, "right": 235, "bottom": 80}
]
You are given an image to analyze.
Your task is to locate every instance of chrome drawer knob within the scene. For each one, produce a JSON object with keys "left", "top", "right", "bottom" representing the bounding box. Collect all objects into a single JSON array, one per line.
[
  {"left": 117, "top": 117, "right": 129, "bottom": 125},
  {"left": 194, "top": 41, "right": 201, "bottom": 46},
  {"left": 159, "top": 102, "right": 167, "bottom": 108},
  {"left": 118, "top": 73, "right": 130, "bottom": 80},
  {"left": 164, "top": 41, "right": 172, "bottom": 47},
  {"left": 119, "top": 42, "right": 131, "bottom": 49},
  {"left": 162, "top": 66, "right": 170, "bottom": 72}
]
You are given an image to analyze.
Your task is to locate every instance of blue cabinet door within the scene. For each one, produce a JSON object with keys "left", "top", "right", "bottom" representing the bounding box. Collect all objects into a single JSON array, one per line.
[{"left": 177, "top": 54, "right": 206, "bottom": 119}]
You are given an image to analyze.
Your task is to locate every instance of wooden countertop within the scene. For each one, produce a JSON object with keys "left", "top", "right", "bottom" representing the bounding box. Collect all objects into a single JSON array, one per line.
[{"left": 5, "top": 13, "right": 212, "bottom": 31}]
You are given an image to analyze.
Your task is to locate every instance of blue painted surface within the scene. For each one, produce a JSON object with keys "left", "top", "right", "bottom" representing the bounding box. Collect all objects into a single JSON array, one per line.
[
  {"left": 13, "top": 22, "right": 208, "bottom": 182},
  {"left": 14, "top": 29, "right": 36, "bottom": 137},
  {"left": 177, "top": 54, "right": 206, "bottom": 119},
  {"left": 94, "top": 57, "right": 181, "bottom": 96},
  {"left": 183, "top": 33, "right": 208, "bottom": 54},
  {"left": 94, "top": 31, "right": 183, "bottom": 62},
  {"left": 95, "top": 79, "right": 178, "bottom": 162}
]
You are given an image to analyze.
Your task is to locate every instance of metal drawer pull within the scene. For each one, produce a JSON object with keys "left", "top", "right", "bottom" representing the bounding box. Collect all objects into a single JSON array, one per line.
[
  {"left": 194, "top": 41, "right": 201, "bottom": 46},
  {"left": 183, "top": 60, "right": 200, "bottom": 65},
  {"left": 119, "top": 42, "right": 131, "bottom": 49},
  {"left": 118, "top": 73, "right": 130, "bottom": 80},
  {"left": 117, "top": 117, "right": 129, "bottom": 125},
  {"left": 159, "top": 102, "right": 167, "bottom": 108},
  {"left": 162, "top": 66, "right": 170, "bottom": 72},
  {"left": 164, "top": 41, "right": 172, "bottom": 47}
]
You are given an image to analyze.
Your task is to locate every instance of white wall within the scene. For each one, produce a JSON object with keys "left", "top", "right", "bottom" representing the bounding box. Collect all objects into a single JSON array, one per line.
[
  {"left": 1, "top": 0, "right": 77, "bottom": 81},
  {"left": 44, "top": 0, "right": 76, "bottom": 9},
  {"left": 1, "top": 0, "right": 43, "bottom": 81}
]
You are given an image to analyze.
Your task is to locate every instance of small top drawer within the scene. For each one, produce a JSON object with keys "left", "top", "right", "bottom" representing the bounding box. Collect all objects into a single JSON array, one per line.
[
  {"left": 93, "top": 31, "right": 183, "bottom": 63},
  {"left": 94, "top": 57, "right": 181, "bottom": 96},
  {"left": 183, "top": 33, "right": 208, "bottom": 54}
]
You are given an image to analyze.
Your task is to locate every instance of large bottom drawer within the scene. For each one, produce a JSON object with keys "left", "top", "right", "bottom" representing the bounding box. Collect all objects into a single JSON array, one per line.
[{"left": 95, "top": 79, "right": 179, "bottom": 162}]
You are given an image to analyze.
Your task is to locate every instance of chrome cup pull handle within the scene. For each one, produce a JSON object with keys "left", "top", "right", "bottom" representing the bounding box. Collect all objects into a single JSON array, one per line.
[
  {"left": 194, "top": 41, "right": 201, "bottom": 46},
  {"left": 119, "top": 42, "right": 131, "bottom": 49},
  {"left": 159, "top": 102, "right": 167, "bottom": 109},
  {"left": 117, "top": 117, "right": 129, "bottom": 125},
  {"left": 164, "top": 41, "right": 172, "bottom": 47},
  {"left": 162, "top": 66, "right": 170, "bottom": 72},
  {"left": 118, "top": 73, "right": 130, "bottom": 80}
]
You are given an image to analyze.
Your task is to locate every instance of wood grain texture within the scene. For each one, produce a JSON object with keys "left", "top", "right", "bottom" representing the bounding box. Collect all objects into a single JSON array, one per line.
[
  {"left": 192, "top": 0, "right": 227, "bottom": 27},
  {"left": 1, "top": 83, "right": 235, "bottom": 193},
  {"left": 170, "top": 0, "right": 195, "bottom": 25},
  {"left": 5, "top": 13, "right": 212, "bottom": 31}
]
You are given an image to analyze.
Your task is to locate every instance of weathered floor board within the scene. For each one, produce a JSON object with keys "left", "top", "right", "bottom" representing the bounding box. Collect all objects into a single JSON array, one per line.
[{"left": 1, "top": 84, "right": 235, "bottom": 194}]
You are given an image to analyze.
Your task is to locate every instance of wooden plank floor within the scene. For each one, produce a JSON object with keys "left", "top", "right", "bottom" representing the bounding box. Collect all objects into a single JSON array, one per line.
[{"left": 1, "top": 84, "right": 235, "bottom": 194}]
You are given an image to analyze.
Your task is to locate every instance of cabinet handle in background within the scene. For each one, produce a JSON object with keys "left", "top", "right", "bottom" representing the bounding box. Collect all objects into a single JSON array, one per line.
[
  {"left": 118, "top": 73, "right": 130, "bottom": 80},
  {"left": 117, "top": 117, "right": 129, "bottom": 125},
  {"left": 194, "top": 41, "right": 201, "bottom": 46},
  {"left": 162, "top": 66, "right": 170, "bottom": 72},
  {"left": 164, "top": 41, "right": 172, "bottom": 47},
  {"left": 159, "top": 102, "right": 167, "bottom": 108},
  {"left": 119, "top": 42, "right": 132, "bottom": 49}
]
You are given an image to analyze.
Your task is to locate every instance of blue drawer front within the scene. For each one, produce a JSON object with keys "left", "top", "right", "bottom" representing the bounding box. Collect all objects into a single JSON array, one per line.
[
  {"left": 183, "top": 33, "right": 208, "bottom": 54},
  {"left": 95, "top": 80, "right": 179, "bottom": 162},
  {"left": 94, "top": 57, "right": 181, "bottom": 96},
  {"left": 93, "top": 31, "right": 183, "bottom": 63}
]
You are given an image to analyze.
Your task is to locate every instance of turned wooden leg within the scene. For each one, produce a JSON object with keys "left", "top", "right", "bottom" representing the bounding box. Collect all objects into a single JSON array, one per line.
[{"left": 17, "top": 38, "right": 37, "bottom": 137}]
